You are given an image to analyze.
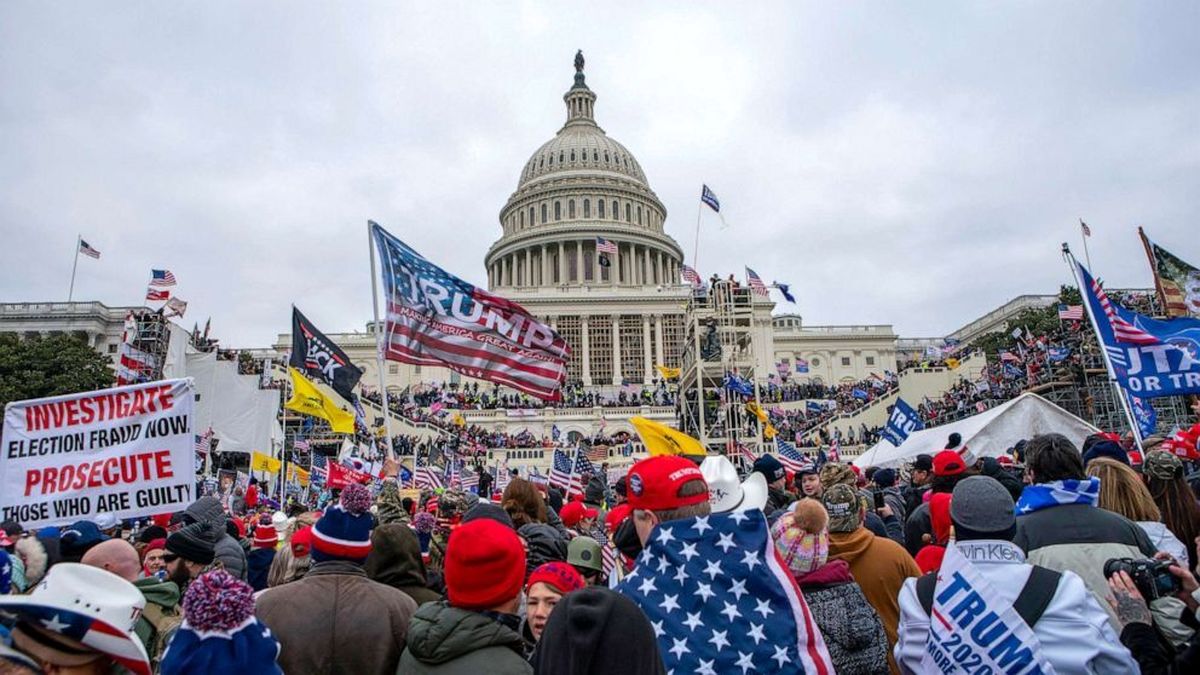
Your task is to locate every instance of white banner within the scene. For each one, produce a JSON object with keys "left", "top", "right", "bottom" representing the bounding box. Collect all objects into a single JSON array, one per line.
[{"left": 1, "top": 379, "right": 196, "bottom": 528}]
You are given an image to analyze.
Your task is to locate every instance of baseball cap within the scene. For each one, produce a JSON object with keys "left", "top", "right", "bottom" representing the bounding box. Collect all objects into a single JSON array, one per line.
[
  {"left": 625, "top": 456, "right": 707, "bottom": 512},
  {"left": 752, "top": 455, "right": 786, "bottom": 484},
  {"left": 559, "top": 501, "right": 599, "bottom": 529},
  {"left": 932, "top": 450, "right": 967, "bottom": 477},
  {"left": 822, "top": 484, "right": 864, "bottom": 533}
]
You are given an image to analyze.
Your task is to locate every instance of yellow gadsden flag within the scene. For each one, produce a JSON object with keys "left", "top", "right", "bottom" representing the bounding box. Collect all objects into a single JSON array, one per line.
[
  {"left": 745, "top": 401, "right": 769, "bottom": 423},
  {"left": 655, "top": 365, "right": 681, "bottom": 380},
  {"left": 946, "top": 357, "right": 961, "bottom": 370},
  {"left": 630, "top": 416, "right": 705, "bottom": 457},
  {"left": 250, "top": 450, "right": 282, "bottom": 474},
  {"left": 288, "top": 464, "right": 310, "bottom": 487},
  {"left": 285, "top": 367, "right": 356, "bottom": 434}
]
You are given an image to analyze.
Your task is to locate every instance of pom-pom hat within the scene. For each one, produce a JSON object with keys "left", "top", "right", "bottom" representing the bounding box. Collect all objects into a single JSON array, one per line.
[
  {"left": 311, "top": 483, "right": 374, "bottom": 563},
  {"left": 159, "top": 569, "right": 282, "bottom": 675}
]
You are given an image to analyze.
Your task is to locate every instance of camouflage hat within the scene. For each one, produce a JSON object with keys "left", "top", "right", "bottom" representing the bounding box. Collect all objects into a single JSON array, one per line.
[
  {"left": 1143, "top": 450, "right": 1183, "bottom": 481},
  {"left": 819, "top": 462, "right": 855, "bottom": 490},
  {"left": 437, "top": 490, "right": 471, "bottom": 517},
  {"left": 822, "top": 483, "right": 864, "bottom": 533}
]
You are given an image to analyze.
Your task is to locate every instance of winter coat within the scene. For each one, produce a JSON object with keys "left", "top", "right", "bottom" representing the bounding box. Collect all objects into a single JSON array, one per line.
[
  {"left": 246, "top": 547, "right": 276, "bottom": 592},
  {"left": 765, "top": 486, "right": 794, "bottom": 515},
  {"left": 364, "top": 523, "right": 442, "bottom": 606},
  {"left": 397, "top": 601, "right": 533, "bottom": 675},
  {"left": 1138, "top": 520, "right": 1190, "bottom": 567},
  {"left": 895, "top": 540, "right": 1136, "bottom": 674},
  {"left": 256, "top": 560, "right": 418, "bottom": 675},
  {"left": 795, "top": 560, "right": 889, "bottom": 674},
  {"left": 544, "top": 508, "right": 571, "bottom": 540},
  {"left": 13, "top": 536, "right": 48, "bottom": 591},
  {"left": 903, "top": 501, "right": 933, "bottom": 556},
  {"left": 133, "top": 576, "right": 182, "bottom": 666},
  {"left": 828, "top": 526, "right": 921, "bottom": 673},
  {"left": 1014, "top": 502, "right": 1158, "bottom": 630},
  {"left": 518, "top": 523, "right": 568, "bottom": 577},
  {"left": 977, "top": 457, "right": 1024, "bottom": 501},
  {"left": 184, "top": 497, "right": 247, "bottom": 580},
  {"left": 901, "top": 483, "right": 929, "bottom": 518}
]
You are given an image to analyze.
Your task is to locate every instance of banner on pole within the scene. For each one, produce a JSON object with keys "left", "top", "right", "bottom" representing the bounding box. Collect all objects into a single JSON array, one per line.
[
  {"left": 1, "top": 379, "right": 196, "bottom": 528},
  {"left": 327, "top": 462, "right": 373, "bottom": 489}
]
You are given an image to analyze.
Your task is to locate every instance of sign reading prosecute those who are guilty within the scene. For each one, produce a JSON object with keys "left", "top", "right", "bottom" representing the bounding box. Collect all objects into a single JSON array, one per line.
[{"left": 1, "top": 378, "right": 196, "bottom": 528}]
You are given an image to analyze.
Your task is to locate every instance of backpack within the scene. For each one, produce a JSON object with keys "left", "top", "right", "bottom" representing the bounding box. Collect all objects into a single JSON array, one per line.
[
  {"left": 805, "top": 583, "right": 890, "bottom": 674},
  {"left": 916, "top": 565, "right": 1061, "bottom": 627},
  {"left": 141, "top": 602, "right": 184, "bottom": 672}
]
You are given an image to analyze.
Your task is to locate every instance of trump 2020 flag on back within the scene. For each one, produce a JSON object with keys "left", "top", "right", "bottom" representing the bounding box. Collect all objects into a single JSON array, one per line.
[
  {"left": 371, "top": 221, "right": 570, "bottom": 401},
  {"left": 616, "top": 511, "right": 833, "bottom": 674}
]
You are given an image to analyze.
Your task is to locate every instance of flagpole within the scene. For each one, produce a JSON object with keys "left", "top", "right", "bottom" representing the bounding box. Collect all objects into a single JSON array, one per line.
[
  {"left": 1061, "top": 244, "right": 1144, "bottom": 451},
  {"left": 692, "top": 201, "right": 703, "bottom": 270},
  {"left": 68, "top": 235, "right": 81, "bottom": 302},
  {"left": 367, "top": 221, "right": 397, "bottom": 463}
]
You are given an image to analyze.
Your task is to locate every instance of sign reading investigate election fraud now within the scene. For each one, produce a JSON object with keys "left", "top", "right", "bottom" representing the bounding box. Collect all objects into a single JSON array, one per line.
[{"left": 1, "top": 379, "right": 196, "bottom": 527}]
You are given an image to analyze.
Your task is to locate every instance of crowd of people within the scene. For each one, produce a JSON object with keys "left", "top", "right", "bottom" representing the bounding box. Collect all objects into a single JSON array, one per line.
[{"left": 386, "top": 381, "right": 676, "bottom": 412}]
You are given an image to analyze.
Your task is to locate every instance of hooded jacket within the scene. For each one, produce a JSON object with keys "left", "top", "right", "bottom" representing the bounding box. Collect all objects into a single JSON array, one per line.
[
  {"left": 518, "top": 523, "right": 568, "bottom": 577},
  {"left": 530, "top": 586, "right": 665, "bottom": 675},
  {"left": 828, "top": 525, "right": 921, "bottom": 673},
  {"left": 365, "top": 523, "right": 442, "bottom": 606},
  {"left": 133, "top": 576, "right": 182, "bottom": 662},
  {"left": 185, "top": 497, "right": 247, "bottom": 580},
  {"left": 895, "top": 540, "right": 1137, "bottom": 674},
  {"left": 397, "top": 601, "right": 532, "bottom": 675},
  {"left": 795, "top": 559, "right": 890, "bottom": 675},
  {"left": 257, "top": 560, "right": 418, "bottom": 675}
]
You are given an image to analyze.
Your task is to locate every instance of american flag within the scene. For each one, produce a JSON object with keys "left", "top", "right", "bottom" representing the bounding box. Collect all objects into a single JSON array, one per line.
[
  {"left": 745, "top": 267, "right": 769, "bottom": 297},
  {"left": 596, "top": 237, "right": 617, "bottom": 255},
  {"left": 371, "top": 222, "right": 570, "bottom": 401},
  {"left": 145, "top": 288, "right": 169, "bottom": 302},
  {"left": 999, "top": 350, "right": 1021, "bottom": 363},
  {"left": 294, "top": 438, "right": 310, "bottom": 452},
  {"left": 194, "top": 428, "right": 213, "bottom": 455},
  {"left": 585, "top": 444, "right": 609, "bottom": 463},
  {"left": 828, "top": 438, "right": 841, "bottom": 463},
  {"left": 601, "top": 540, "right": 618, "bottom": 577},
  {"left": 1080, "top": 219, "right": 1091, "bottom": 237},
  {"left": 775, "top": 437, "right": 814, "bottom": 473},
  {"left": 311, "top": 453, "right": 328, "bottom": 484},
  {"left": 1081, "top": 263, "right": 1159, "bottom": 345},
  {"left": 415, "top": 456, "right": 444, "bottom": 490},
  {"left": 495, "top": 461, "right": 511, "bottom": 493},
  {"left": 700, "top": 184, "right": 720, "bottom": 212},
  {"left": 149, "top": 269, "right": 177, "bottom": 287},
  {"left": 79, "top": 239, "right": 101, "bottom": 259},
  {"left": 575, "top": 449, "right": 599, "bottom": 481},
  {"left": 549, "top": 448, "right": 582, "bottom": 496},
  {"left": 1057, "top": 304, "right": 1083, "bottom": 321},
  {"left": 460, "top": 466, "right": 480, "bottom": 491},
  {"left": 616, "top": 512, "right": 834, "bottom": 673},
  {"left": 681, "top": 264, "right": 702, "bottom": 287},
  {"left": 529, "top": 469, "right": 549, "bottom": 487}
]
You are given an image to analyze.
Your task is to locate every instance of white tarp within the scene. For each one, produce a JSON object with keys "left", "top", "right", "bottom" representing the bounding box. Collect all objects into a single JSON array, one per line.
[
  {"left": 853, "top": 392, "right": 1098, "bottom": 470},
  {"left": 187, "top": 352, "right": 281, "bottom": 455}
]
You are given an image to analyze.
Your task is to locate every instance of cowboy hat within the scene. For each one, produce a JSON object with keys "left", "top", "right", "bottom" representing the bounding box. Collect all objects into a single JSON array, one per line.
[{"left": 700, "top": 455, "right": 768, "bottom": 513}]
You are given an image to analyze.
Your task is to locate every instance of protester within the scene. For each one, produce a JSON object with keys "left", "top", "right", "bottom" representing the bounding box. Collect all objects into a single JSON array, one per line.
[
  {"left": 398, "top": 518, "right": 533, "bottom": 674},
  {"left": 524, "top": 562, "right": 586, "bottom": 643},
  {"left": 159, "top": 569, "right": 283, "bottom": 675},
  {"left": 700, "top": 454, "right": 768, "bottom": 515},
  {"left": 904, "top": 449, "right": 971, "bottom": 555},
  {"left": 58, "top": 520, "right": 108, "bottom": 563},
  {"left": 1107, "top": 557, "right": 1200, "bottom": 673},
  {"left": 246, "top": 516, "right": 278, "bottom": 592},
  {"left": 142, "top": 538, "right": 168, "bottom": 578},
  {"left": 912, "top": 493, "right": 952, "bottom": 573},
  {"left": 1087, "top": 457, "right": 1190, "bottom": 564},
  {"left": 364, "top": 522, "right": 442, "bottom": 606},
  {"left": 559, "top": 501, "right": 599, "bottom": 536},
  {"left": 896, "top": 476, "right": 1136, "bottom": 673},
  {"left": 9, "top": 527, "right": 50, "bottom": 593},
  {"left": 503, "top": 478, "right": 549, "bottom": 528},
  {"left": 566, "top": 536, "right": 605, "bottom": 585},
  {"left": 870, "top": 467, "right": 907, "bottom": 525},
  {"left": 266, "top": 524, "right": 312, "bottom": 589},
  {"left": 1144, "top": 449, "right": 1200, "bottom": 571},
  {"left": 81, "top": 538, "right": 182, "bottom": 667},
  {"left": 823, "top": 462, "right": 902, "bottom": 543},
  {"left": 798, "top": 463, "right": 823, "bottom": 499},
  {"left": 902, "top": 453, "right": 933, "bottom": 514},
  {"left": 165, "top": 521, "right": 222, "bottom": 591},
  {"left": 256, "top": 483, "right": 418, "bottom": 674},
  {"left": 530, "top": 586, "right": 666, "bottom": 675},
  {"left": 751, "top": 454, "right": 792, "bottom": 513},
  {"left": 0, "top": 563, "right": 151, "bottom": 675},
  {"left": 824, "top": 482, "right": 920, "bottom": 671},
  {"left": 772, "top": 499, "right": 890, "bottom": 673},
  {"left": 1013, "top": 433, "right": 1159, "bottom": 629},
  {"left": 181, "top": 496, "right": 248, "bottom": 580}
]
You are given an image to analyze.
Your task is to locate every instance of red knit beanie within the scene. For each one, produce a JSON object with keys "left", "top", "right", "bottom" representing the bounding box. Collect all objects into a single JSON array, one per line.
[{"left": 444, "top": 519, "right": 525, "bottom": 611}]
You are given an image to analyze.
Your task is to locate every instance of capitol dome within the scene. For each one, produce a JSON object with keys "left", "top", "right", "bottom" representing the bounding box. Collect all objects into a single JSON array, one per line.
[{"left": 486, "top": 53, "right": 683, "bottom": 292}]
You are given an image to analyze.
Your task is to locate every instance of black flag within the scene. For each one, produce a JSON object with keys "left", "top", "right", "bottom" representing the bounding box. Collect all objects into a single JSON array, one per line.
[{"left": 290, "top": 307, "right": 363, "bottom": 401}]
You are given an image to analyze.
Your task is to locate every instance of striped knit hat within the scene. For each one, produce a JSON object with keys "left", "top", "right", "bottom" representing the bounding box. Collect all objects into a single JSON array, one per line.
[{"left": 311, "top": 484, "right": 374, "bottom": 564}]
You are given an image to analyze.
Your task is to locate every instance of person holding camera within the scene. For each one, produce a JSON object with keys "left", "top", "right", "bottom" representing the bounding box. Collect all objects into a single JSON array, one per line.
[{"left": 1107, "top": 548, "right": 1200, "bottom": 673}]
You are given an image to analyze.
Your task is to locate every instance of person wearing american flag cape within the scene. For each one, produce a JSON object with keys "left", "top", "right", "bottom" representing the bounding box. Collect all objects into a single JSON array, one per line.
[{"left": 615, "top": 455, "right": 835, "bottom": 674}]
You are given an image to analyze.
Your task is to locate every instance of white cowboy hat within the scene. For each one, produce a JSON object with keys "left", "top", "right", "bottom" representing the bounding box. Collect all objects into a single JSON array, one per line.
[
  {"left": 0, "top": 563, "right": 150, "bottom": 675},
  {"left": 700, "top": 455, "right": 769, "bottom": 513}
]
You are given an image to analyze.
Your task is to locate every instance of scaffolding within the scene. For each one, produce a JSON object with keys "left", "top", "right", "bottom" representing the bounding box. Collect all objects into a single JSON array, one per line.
[
  {"left": 123, "top": 309, "right": 172, "bottom": 382},
  {"left": 677, "top": 281, "right": 768, "bottom": 463}
]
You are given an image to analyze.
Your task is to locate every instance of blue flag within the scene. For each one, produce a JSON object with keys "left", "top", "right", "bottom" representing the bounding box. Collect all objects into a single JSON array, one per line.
[
  {"left": 1003, "top": 363, "right": 1024, "bottom": 379},
  {"left": 883, "top": 398, "right": 923, "bottom": 446},
  {"left": 700, "top": 184, "right": 720, "bottom": 212},
  {"left": 1076, "top": 260, "right": 1200, "bottom": 398},
  {"left": 775, "top": 282, "right": 796, "bottom": 304},
  {"left": 1128, "top": 393, "right": 1158, "bottom": 438},
  {"left": 723, "top": 373, "right": 754, "bottom": 397},
  {"left": 805, "top": 400, "right": 823, "bottom": 413},
  {"left": 851, "top": 388, "right": 869, "bottom": 401},
  {"left": 1047, "top": 347, "right": 1071, "bottom": 363}
]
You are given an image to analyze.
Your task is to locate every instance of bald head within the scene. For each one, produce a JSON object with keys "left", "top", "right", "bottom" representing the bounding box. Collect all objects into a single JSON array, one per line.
[{"left": 80, "top": 539, "right": 141, "bottom": 582}]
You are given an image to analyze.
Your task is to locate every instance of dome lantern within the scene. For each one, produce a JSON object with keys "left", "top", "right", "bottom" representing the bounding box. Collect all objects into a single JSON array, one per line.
[{"left": 564, "top": 50, "right": 597, "bottom": 127}]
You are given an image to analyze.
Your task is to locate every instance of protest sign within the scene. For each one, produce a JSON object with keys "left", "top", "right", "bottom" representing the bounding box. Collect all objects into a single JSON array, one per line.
[{"left": 1, "top": 379, "right": 196, "bottom": 528}]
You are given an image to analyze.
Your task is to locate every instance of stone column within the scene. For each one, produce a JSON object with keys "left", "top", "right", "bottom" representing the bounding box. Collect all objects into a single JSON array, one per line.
[
  {"left": 581, "top": 316, "right": 592, "bottom": 385},
  {"left": 654, "top": 316, "right": 664, "bottom": 367},
  {"left": 575, "top": 240, "right": 583, "bottom": 284},
  {"left": 611, "top": 316, "right": 622, "bottom": 385},
  {"left": 542, "top": 244, "right": 550, "bottom": 286},
  {"left": 558, "top": 241, "right": 566, "bottom": 285},
  {"left": 642, "top": 315, "right": 653, "bottom": 383}
]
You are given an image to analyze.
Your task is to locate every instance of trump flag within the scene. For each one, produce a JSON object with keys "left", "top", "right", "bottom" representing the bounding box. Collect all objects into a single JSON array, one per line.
[{"left": 371, "top": 222, "right": 570, "bottom": 401}]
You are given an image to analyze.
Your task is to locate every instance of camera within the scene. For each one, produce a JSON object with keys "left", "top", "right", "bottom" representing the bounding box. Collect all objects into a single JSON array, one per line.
[{"left": 1104, "top": 558, "right": 1181, "bottom": 601}]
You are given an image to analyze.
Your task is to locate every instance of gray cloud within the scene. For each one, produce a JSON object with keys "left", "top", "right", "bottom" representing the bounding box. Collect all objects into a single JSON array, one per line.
[{"left": 2, "top": 1, "right": 1197, "bottom": 346}]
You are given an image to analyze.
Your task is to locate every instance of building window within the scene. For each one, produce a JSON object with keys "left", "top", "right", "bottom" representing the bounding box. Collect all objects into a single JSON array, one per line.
[
  {"left": 637, "top": 206, "right": 643, "bottom": 225},
  {"left": 558, "top": 317, "right": 581, "bottom": 381},
  {"left": 625, "top": 203, "right": 632, "bottom": 222},
  {"left": 866, "top": 356, "right": 876, "bottom": 366},
  {"left": 414, "top": 365, "right": 421, "bottom": 375},
  {"left": 570, "top": 149, "right": 575, "bottom": 162},
  {"left": 389, "top": 365, "right": 398, "bottom": 375},
  {"left": 593, "top": 150, "right": 598, "bottom": 161},
  {"left": 555, "top": 201, "right": 562, "bottom": 221},
  {"left": 559, "top": 151, "right": 564, "bottom": 163},
  {"left": 568, "top": 200, "right": 575, "bottom": 219},
  {"left": 620, "top": 315, "right": 644, "bottom": 383},
  {"left": 583, "top": 199, "right": 590, "bottom": 218},
  {"left": 611, "top": 200, "right": 618, "bottom": 220},
  {"left": 812, "top": 357, "right": 821, "bottom": 367},
  {"left": 597, "top": 199, "right": 605, "bottom": 219},
  {"left": 529, "top": 206, "right": 535, "bottom": 226},
  {"left": 583, "top": 250, "right": 594, "bottom": 281},
  {"left": 107, "top": 343, "right": 117, "bottom": 353},
  {"left": 840, "top": 357, "right": 851, "bottom": 367},
  {"left": 519, "top": 211, "right": 524, "bottom": 228},
  {"left": 541, "top": 204, "right": 548, "bottom": 224}
]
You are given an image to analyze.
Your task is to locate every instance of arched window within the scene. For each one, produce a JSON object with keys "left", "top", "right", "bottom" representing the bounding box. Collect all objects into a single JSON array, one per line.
[
  {"left": 593, "top": 150, "right": 598, "bottom": 161},
  {"left": 519, "top": 210, "right": 525, "bottom": 228},
  {"left": 583, "top": 199, "right": 591, "bottom": 218},
  {"left": 554, "top": 201, "right": 562, "bottom": 221},
  {"left": 598, "top": 199, "right": 605, "bottom": 218},
  {"left": 604, "top": 151, "right": 610, "bottom": 162},
  {"left": 559, "top": 151, "right": 564, "bottom": 163},
  {"left": 625, "top": 203, "right": 631, "bottom": 222},
  {"left": 541, "top": 203, "right": 548, "bottom": 224},
  {"left": 529, "top": 207, "right": 535, "bottom": 226},
  {"left": 637, "top": 206, "right": 643, "bottom": 225},
  {"left": 570, "top": 149, "right": 575, "bottom": 162},
  {"left": 549, "top": 154, "right": 554, "bottom": 166},
  {"left": 568, "top": 200, "right": 575, "bottom": 219},
  {"left": 539, "top": 157, "right": 544, "bottom": 169},
  {"left": 611, "top": 200, "right": 618, "bottom": 220}
]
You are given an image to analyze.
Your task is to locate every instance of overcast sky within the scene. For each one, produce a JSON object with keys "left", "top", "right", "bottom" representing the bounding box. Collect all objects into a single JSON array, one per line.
[{"left": 2, "top": 2, "right": 1197, "bottom": 347}]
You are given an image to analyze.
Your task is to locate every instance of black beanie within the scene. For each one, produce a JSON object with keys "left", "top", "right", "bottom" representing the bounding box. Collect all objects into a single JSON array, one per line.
[
  {"left": 531, "top": 586, "right": 665, "bottom": 675},
  {"left": 167, "top": 521, "right": 219, "bottom": 565}
]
